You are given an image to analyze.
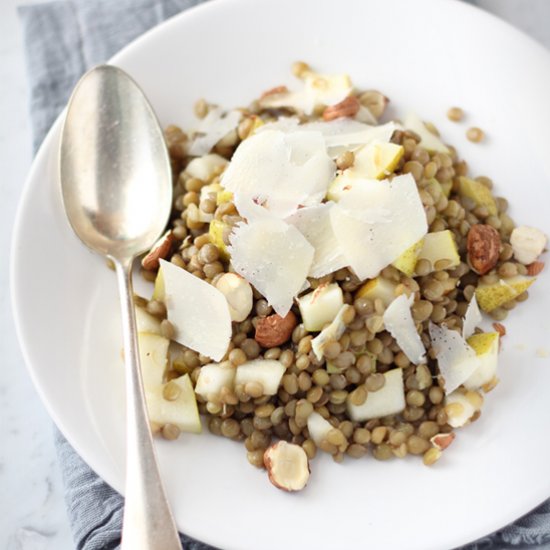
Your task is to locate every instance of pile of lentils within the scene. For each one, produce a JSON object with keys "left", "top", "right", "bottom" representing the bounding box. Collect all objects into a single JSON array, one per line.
[{"left": 139, "top": 62, "right": 527, "bottom": 468}]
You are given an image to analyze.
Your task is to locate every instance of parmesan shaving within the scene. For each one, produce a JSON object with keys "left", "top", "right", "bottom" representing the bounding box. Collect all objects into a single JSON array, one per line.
[
  {"left": 429, "top": 322, "right": 480, "bottom": 395},
  {"left": 404, "top": 113, "right": 449, "bottom": 154},
  {"left": 462, "top": 295, "right": 482, "bottom": 339},
  {"left": 188, "top": 109, "right": 241, "bottom": 156},
  {"left": 259, "top": 73, "right": 352, "bottom": 115},
  {"left": 222, "top": 129, "right": 334, "bottom": 221},
  {"left": 228, "top": 219, "right": 314, "bottom": 317},
  {"left": 383, "top": 294, "right": 426, "bottom": 364},
  {"left": 286, "top": 202, "right": 347, "bottom": 278},
  {"left": 330, "top": 173, "right": 428, "bottom": 280},
  {"left": 159, "top": 260, "right": 231, "bottom": 361}
]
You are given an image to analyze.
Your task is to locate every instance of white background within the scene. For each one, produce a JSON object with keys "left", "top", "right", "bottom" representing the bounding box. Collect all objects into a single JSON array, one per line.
[{"left": 0, "top": 1, "right": 549, "bottom": 549}]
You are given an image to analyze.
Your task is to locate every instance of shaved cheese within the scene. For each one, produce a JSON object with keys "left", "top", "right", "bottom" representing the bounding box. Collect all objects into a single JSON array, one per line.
[
  {"left": 257, "top": 116, "right": 300, "bottom": 134},
  {"left": 259, "top": 73, "right": 352, "bottom": 115},
  {"left": 159, "top": 260, "right": 231, "bottom": 361},
  {"left": 383, "top": 294, "right": 426, "bottom": 364},
  {"left": 462, "top": 295, "right": 482, "bottom": 339},
  {"left": 404, "top": 113, "right": 449, "bottom": 154},
  {"left": 228, "top": 219, "right": 314, "bottom": 317},
  {"left": 303, "top": 120, "right": 399, "bottom": 157},
  {"left": 221, "top": 130, "right": 334, "bottom": 221},
  {"left": 311, "top": 304, "right": 350, "bottom": 360},
  {"left": 188, "top": 109, "right": 241, "bottom": 156},
  {"left": 286, "top": 202, "right": 347, "bottom": 277},
  {"left": 354, "top": 105, "right": 378, "bottom": 125},
  {"left": 330, "top": 173, "right": 428, "bottom": 280},
  {"left": 429, "top": 322, "right": 480, "bottom": 395}
]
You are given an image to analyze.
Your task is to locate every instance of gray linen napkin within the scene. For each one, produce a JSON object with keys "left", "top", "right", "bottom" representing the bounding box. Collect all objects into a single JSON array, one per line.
[{"left": 18, "top": 1, "right": 550, "bottom": 548}]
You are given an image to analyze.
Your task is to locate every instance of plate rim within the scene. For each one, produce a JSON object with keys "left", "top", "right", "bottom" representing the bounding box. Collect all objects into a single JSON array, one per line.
[{"left": 10, "top": 0, "right": 550, "bottom": 548}]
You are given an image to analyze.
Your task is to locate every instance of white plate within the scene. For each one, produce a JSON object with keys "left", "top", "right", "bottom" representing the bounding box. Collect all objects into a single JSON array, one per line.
[{"left": 11, "top": 0, "right": 550, "bottom": 548}]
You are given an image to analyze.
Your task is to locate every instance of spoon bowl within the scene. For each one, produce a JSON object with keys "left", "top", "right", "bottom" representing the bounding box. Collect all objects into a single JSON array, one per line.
[
  {"left": 60, "top": 64, "right": 172, "bottom": 259},
  {"left": 59, "top": 65, "right": 181, "bottom": 550}
]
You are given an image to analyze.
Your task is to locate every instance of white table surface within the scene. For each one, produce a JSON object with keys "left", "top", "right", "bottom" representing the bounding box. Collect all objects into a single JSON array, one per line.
[{"left": 1, "top": 1, "right": 549, "bottom": 549}]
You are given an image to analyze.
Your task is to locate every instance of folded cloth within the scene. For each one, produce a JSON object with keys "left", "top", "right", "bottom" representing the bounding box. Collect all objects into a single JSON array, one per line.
[{"left": 17, "top": 1, "right": 550, "bottom": 548}]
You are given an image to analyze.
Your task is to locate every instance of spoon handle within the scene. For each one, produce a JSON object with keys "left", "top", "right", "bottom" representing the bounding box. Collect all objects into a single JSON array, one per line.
[{"left": 114, "top": 258, "right": 183, "bottom": 550}]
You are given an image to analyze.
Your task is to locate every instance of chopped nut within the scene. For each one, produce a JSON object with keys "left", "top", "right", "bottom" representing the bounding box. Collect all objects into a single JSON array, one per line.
[
  {"left": 322, "top": 95, "right": 360, "bottom": 121},
  {"left": 141, "top": 230, "right": 175, "bottom": 270},
  {"left": 510, "top": 226, "right": 547, "bottom": 265},
  {"left": 264, "top": 441, "right": 310, "bottom": 492},
  {"left": 467, "top": 224, "right": 501, "bottom": 275},
  {"left": 492, "top": 322, "right": 506, "bottom": 337},
  {"left": 527, "top": 260, "right": 545, "bottom": 276},
  {"left": 430, "top": 432, "right": 456, "bottom": 451},
  {"left": 255, "top": 311, "right": 298, "bottom": 348},
  {"left": 358, "top": 90, "right": 389, "bottom": 119},
  {"left": 260, "top": 85, "right": 289, "bottom": 100},
  {"left": 423, "top": 447, "right": 442, "bottom": 466},
  {"left": 215, "top": 273, "right": 253, "bottom": 322}
]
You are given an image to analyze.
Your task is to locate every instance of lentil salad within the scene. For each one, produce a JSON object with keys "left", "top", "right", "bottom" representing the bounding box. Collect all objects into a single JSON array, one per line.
[{"left": 135, "top": 62, "right": 546, "bottom": 491}]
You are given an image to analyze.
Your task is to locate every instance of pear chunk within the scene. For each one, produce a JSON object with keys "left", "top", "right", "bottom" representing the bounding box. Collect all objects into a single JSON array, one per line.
[
  {"left": 135, "top": 307, "right": 161, "bottom": 335},
  {"left": 306, "top": 412, "right": 334, "bottom": 447},
  {"left": 195, "top": 362, "right": 236, "bottom": 402},
  {"left": 458, "top": 177, "right": 497, "bottom": 216},
  {"left": 356, "top": 277, "right": 397, "bottom": 307},
  {"left": 311, "top": 304, "right": 351, "bottom": 360},
  {"left": 138, "top": 332, "right": 170, "bottom": 389},
  {"left": 137, "top": 333, "right": 201, "bottom": 434},
  {"left": 392, "top": 239, "right": 423, "bottom": 276},
  {"left": 444, "top": 390, "right": 483, "bottom": 428},
  {"left": 463, "top": 332, "right": 499, "bottom": 389},
  {"left": 417, "top": 230, "right": 460, "bottom": 272},
  {"left": 475, "top": 275, "right": 536, "bottom": 312},
  {"left": 298, "top": 283, "right": 344, "bottom": 332},
  {"left": 348, "top": 140, "right": 404, "bottom": 180},
  {"left": 146, "top": 374, "right": 202, "bottom": 434},
  {"left": 347, "top": 368, "right": 405, "bottom": 421},
  {"left": 234, "top": 360, "right": 286, "bottom": 396}
]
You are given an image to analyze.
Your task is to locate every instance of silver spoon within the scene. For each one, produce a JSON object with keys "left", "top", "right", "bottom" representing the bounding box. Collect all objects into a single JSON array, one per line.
[{"left": 59, "top": 65, "right": 182, "bottom": 550}]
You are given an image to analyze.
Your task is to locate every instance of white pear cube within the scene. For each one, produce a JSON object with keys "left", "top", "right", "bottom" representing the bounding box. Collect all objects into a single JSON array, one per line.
[
  {"left": 463, "top": 333, "right": 499, "bottom": 390},
  {"left": 417, "top": 230, "right": 460, "bottom": 272},
  {"left": 347, "top": 368, "right": 405, "bottom": 421},
  {"left": 138, "top": 332, "right": 170, "bottom": 390},
  {"left": 445, "top": 390, "right": 483, "bottom": 428},
  {"left": 146, "top": 374, "right": 202, "bottom": 434},
  {"left": 195, "top": 362, "right": 236, "bottom": 402},
  {"left": 235, "top": 360, "right": 286, "bottom": 396},
  {"left": 298, "top": 283, "right": 344, "bottom": 332},
  {"left": 307, "top": 412, "right": 333, "bottom": 447},
  {"left": 135, "top": 307, "right": 161, "bottom": 335}
]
